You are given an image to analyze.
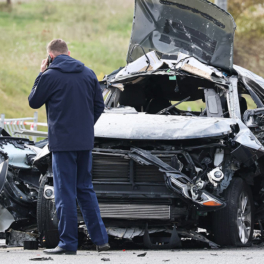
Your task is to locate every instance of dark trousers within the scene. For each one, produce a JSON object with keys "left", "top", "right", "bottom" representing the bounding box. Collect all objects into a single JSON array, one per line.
[{"left": 52, "top": 150, "right": 108, "bottom": 251}]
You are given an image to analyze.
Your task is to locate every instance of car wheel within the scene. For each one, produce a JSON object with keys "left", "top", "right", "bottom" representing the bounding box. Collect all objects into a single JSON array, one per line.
[
  {"left": 37, "top": 175, "right": 59, "bottom": 248},
  {"left": 211, "top": 177, "right": 254, "bottom": 246}
]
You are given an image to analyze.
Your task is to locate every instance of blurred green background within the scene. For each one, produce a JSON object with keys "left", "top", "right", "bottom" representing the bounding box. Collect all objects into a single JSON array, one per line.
[{"left": 0, "top": 0, "right": 263, "bottom": 121}]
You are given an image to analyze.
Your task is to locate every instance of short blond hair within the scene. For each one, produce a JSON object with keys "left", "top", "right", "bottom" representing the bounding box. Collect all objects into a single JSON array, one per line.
[{"left": 47, "top": 39, "right": 68, "bottom": 55}]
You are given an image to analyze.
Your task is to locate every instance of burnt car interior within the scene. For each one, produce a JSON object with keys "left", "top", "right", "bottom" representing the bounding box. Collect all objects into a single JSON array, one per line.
[{"left": 106, "top": 73, "right": 251, "bottom": 120}]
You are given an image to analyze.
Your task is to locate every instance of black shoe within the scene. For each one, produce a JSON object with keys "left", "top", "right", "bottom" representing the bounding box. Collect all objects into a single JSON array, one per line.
[
  {"left": 43, "top": 246, "right": 76, "bottom": 255},
  {"left": 96, "top": 243, "right": 110, "bottom": 252}
]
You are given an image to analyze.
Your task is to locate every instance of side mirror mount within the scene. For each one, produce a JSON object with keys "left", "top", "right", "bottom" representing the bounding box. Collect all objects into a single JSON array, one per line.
[{"left": 243, "top": 108, "right": 264, "bottom": 127}]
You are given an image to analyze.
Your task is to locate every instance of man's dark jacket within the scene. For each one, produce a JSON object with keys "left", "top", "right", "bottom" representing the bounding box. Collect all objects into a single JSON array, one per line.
[{"left": 28, "top": 54, "right": 104, "bottom": 152}]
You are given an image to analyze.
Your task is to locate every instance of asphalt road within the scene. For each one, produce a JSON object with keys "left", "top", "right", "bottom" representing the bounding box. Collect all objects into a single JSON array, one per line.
[{"left": 1, "top": 240, "right": 264, "bottom": 264}]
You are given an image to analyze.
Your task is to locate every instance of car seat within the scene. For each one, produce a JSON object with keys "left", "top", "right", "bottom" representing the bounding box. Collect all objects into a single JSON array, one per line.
[{"left": 119, "top": 85, "right": 146, "bottom": 112}]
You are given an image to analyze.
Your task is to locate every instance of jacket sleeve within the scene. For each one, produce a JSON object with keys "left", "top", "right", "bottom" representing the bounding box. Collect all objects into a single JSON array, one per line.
[
  {"left": 93, "top": 73, "right": 105, "bottom": 124},
  {"left": 28, "top": 72, "right": 52, "bottom": 109}
]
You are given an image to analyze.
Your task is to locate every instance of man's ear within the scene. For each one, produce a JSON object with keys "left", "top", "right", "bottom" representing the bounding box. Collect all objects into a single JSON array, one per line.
[
  {"left": 68, "top": 50, "right": 71, "bottom": 56},
  {"left": 49, "top": 52, "right": 55, "bottom": 59}
]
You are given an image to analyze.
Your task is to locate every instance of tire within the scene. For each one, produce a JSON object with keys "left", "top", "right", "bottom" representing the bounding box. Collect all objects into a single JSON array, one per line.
[
  {"left": 37, "top": 175, "right": 59, "bottom": 248},
  {"left": 211, "top": 177, "right": 254, "bottom": 246}
]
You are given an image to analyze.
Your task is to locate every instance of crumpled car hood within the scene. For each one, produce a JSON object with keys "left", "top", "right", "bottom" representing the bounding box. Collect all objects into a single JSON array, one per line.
[
  {"left": 95, "top": 113, "right": 237, "bottom": 140},
  {"left": 127, "top": 0, "right": 236, "bottom": 71},
  {"left": 95, "top": 114, "right": 264, "bottom": 154}
]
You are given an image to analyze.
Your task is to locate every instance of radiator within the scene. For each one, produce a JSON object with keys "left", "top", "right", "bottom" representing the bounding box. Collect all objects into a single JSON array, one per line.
[
  {"left": 99, "top": 203, "right": 170, "bottom": 220},
  {"left": 92, "top": 153, "right": 171, "bottom": 183}
]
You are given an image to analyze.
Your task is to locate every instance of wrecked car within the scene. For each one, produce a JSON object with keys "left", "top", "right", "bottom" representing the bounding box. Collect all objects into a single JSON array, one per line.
[
  {"left": 2, "top": 0, "right": 264, "bottom": 249},
  {"left": 0, "top": 130, "right": 47, "bottom": 237},
  {"left": 35, "top": 0, "right": 264, "bottom": 248}
]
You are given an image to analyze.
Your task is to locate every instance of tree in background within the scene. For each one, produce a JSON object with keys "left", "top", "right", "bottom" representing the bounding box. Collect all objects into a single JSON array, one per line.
[
  {"left": 229, "top": 0, "right": 264, "bottom": 76},
  {"left": 7, "top": 0, "right": 11, "bottom": 4}
]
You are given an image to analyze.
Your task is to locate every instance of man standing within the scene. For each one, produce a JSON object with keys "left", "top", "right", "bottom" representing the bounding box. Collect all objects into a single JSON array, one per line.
[{"left": 28, "top": 39, "right": 109, "bottom": 255}]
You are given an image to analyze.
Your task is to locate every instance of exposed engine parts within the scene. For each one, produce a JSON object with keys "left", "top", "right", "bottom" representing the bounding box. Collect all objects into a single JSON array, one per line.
[
  {"left": 207, "top": 167, "right": 224, "bottom": 187},
  {"left": 91, "top": 137, "right": 245, "bottom": 210},
  {"left": 43, "top": 185, "right": 55, "bottom": 200}
]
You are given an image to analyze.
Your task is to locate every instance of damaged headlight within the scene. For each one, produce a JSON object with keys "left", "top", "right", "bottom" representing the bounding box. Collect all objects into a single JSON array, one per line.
[{"left": 166, "top": 173, "right": 224, "bottom": 208}]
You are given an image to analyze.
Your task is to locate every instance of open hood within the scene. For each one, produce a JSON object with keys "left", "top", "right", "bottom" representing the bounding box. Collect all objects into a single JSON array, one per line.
[{"left": 127, "top": 0, "right": 236, "bottom": 71}]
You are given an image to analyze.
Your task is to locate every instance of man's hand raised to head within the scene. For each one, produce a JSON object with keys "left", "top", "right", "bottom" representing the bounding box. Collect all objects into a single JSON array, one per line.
[{"left": 40, "top": 58, "right": 48, "bottom": 73}]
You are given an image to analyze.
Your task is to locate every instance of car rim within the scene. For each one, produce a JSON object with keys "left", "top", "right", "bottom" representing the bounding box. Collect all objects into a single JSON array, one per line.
[{"left": 237, "top": 192, "right": 251, "bottom": 244}]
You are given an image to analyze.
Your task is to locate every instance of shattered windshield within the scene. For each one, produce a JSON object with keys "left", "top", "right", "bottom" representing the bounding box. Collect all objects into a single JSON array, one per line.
[{"left": 128, "top": 0, "right": 236, "bottom": 71}]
